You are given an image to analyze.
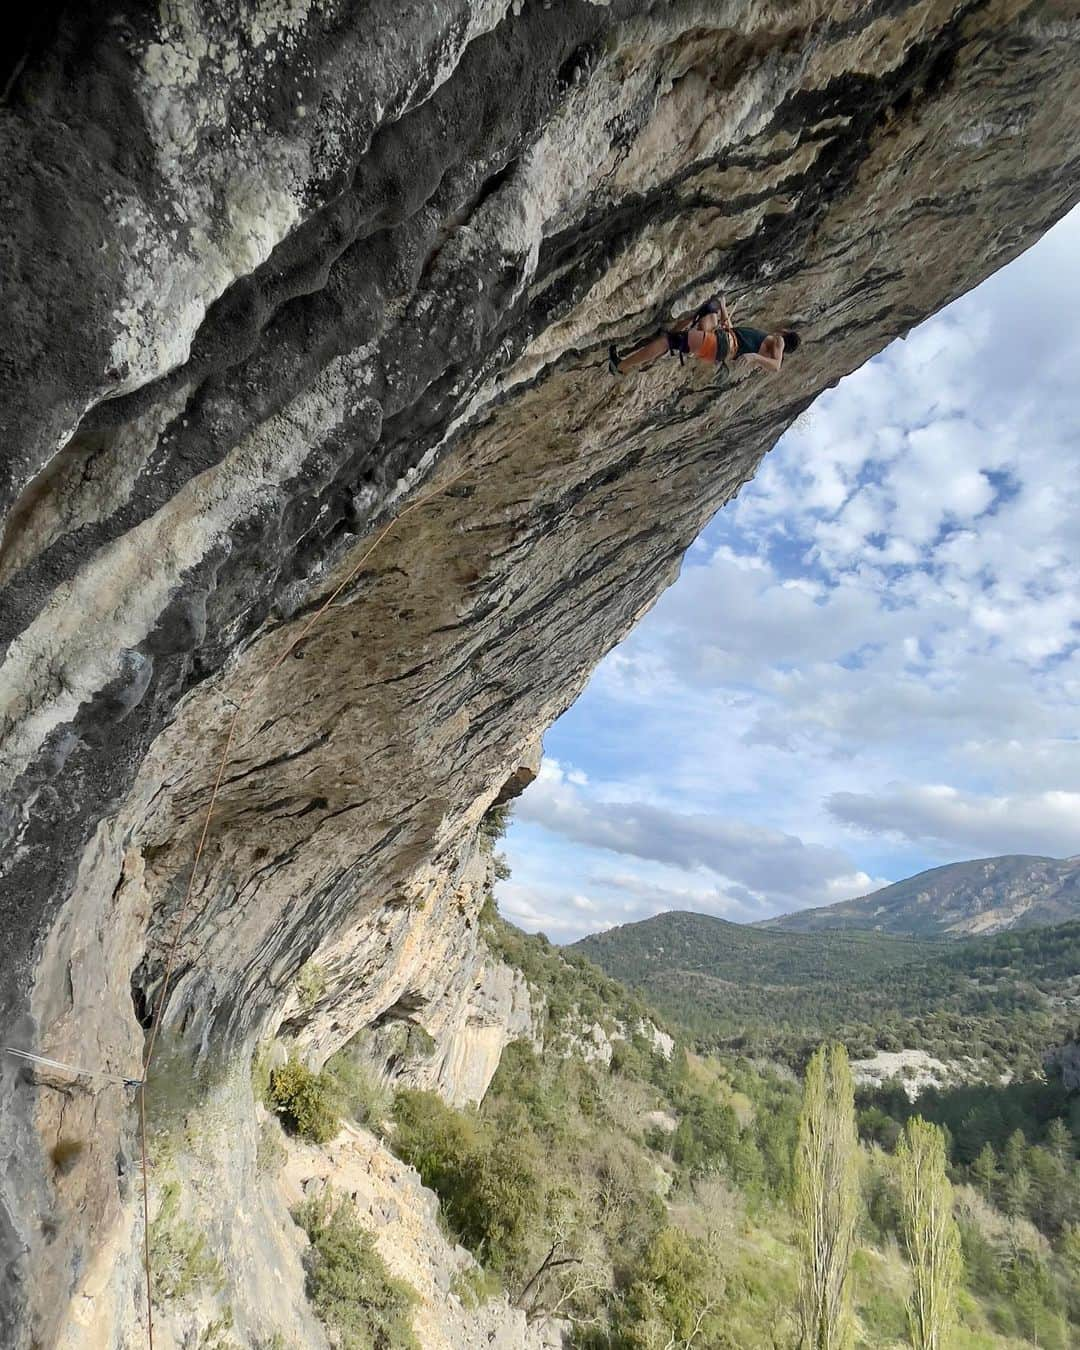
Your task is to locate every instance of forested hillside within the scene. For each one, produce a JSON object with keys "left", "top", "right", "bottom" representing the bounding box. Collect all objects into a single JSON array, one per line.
[
  {"left": 759, "top": 855, "right": 1080, "bottom": 939},
  {"left": 318, "top": 903, "right": 1080, "bottom": 1347},
  {"left": 573, "top": 913, "right": 1080, "bottom": 1074}
]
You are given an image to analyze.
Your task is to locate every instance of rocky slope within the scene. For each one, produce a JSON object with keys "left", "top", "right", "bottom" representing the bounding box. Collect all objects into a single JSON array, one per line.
[
  {"left": 1, "top": 2, "right": 1078, "bottom": 1346},
  {"left": 761, "top": 853, "right": 1080, "bottom": 938}
]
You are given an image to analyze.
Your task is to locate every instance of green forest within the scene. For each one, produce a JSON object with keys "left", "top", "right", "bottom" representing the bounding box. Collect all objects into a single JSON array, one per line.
[
  {"left": 573, "top": 912, "right": 1080, "bottom": 1075},
  {"left": 265, "top": 884, "right": 1080, "bottom": 1349}
]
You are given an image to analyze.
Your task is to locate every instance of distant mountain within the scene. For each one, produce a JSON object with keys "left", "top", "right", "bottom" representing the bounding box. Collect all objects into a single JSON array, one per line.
[
  {"left": 759, "top": 854, "right": 1080, "bottom": 940},
  {"left": 572, "top": 911, "right": 940, "bottom": 990},
  {"left": 570, "top": 909, "right": 1080, "bottom": 1073}
]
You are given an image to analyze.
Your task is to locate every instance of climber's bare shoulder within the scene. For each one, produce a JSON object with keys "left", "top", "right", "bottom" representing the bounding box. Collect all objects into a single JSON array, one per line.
[{"left": 744, "top": 334, "right": 786, "bottom": 373}]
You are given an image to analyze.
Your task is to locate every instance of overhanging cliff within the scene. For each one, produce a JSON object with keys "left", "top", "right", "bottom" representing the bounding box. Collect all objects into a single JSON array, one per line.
[{"left": 1, "top": 1, "right": 1078, "bottom": 1344}]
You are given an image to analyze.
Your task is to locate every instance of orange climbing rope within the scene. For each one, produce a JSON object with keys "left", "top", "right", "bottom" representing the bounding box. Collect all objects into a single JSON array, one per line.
[{"left": 136, "top": 461, "right": 471, "bottom": 1348}]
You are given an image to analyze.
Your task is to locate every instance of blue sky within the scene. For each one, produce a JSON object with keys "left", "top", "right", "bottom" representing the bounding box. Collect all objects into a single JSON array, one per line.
[{"left": 498, "top": 207, "right": 1080, "bottom": 943}]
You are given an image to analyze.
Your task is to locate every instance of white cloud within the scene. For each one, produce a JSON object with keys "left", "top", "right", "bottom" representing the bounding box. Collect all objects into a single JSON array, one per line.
[
  {"left": 499, "top": 207, "right": 1080, "bottom": 944},
  {"left": 827, "top": 784, "right": 1080, "bottom": 859},
  {"left": 497, "top": 879, "right": 613, "bottom": 937},
  {"left": 514, "top": 759, "right": 878, "bottom": 910}
]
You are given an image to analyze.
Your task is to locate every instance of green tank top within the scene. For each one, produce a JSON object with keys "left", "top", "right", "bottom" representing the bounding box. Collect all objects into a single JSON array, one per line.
[{"left": 733, "top": 326, "right": 768, "bottom": 356}]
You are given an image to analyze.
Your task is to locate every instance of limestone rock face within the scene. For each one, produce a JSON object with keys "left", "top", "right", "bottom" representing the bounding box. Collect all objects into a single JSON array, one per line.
[
  {"left": 1, "top": 1, "right": 1078, "bottom": 1345},
  {"left": 344, "top": 854, "right": 544, "bottom": 1108}
]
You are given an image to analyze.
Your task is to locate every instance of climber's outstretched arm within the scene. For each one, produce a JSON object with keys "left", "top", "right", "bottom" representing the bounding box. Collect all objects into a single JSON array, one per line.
[{"left": 744, "top": 335, "right": 785, "bottom": 372}]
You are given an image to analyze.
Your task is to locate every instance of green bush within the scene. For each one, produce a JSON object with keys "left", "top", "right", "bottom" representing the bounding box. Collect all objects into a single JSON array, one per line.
[
  {"left": 268, "top": 1058, "right": 341, "bottom": 1144},
  {"left": 197, "top": 1308, "right": 238, "bottom": 1350},
  {"left": 149, "top": 1181, "right": 225, "bottom": 1302},
  {"left": 614, "top": 1227, "right": 724, "bottom": 1348},
  {"left": 852, "top": 1249, "right": 909, "bottom": 1342},
  {"left": 451, "top": 1264, "right": 501, "bottom": 1308},
  {"left": 294, "top": 1188, "right": 419, "bottom": 1350},
  {"left": 251, "top": 1043, "right": 273, "bottom": 1105},
  {"left": 479, "top": 802, "right": 511, "bottom": 847},
  {"left": 296, "top": 962, "right": 327, "bottom": 1011},
  {"left": 1004, "top": 1249, "right": 1068, "bottom": 1349},
  {"left": 391, "top": 1089, "right": 544, "bottom": 1277}
]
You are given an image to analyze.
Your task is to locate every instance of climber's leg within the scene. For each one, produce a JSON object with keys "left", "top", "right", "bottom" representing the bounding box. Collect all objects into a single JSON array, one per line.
[{"left": 611, "top": 332, "right": 675, "bottom": 374}]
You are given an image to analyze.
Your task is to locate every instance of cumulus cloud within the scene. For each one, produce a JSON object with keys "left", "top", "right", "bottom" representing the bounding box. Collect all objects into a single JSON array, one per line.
[
  {"left": 514, "top": 760, "right": 878, "bottom": 910},
  {"left": 827, "top": 785, "right": 1080, "bottom": 859},
  {"left": 498, "top": 207, "right": 1080, "bottom": 943},
  {"left": 497, "top": 879, "right": 614, "bottom": 937}
]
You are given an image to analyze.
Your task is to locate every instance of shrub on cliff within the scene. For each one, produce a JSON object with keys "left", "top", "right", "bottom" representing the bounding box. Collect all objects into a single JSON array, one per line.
[
  {"left": 600, "top": 1227, "right": 725, "bottom": 1350},
  {"left": 294, "top": 1187, "right": 419, "bottom": 1350},
  {"left": 268, "top": 1058, "right": 341, "bottom": 1144},
  {"left": 391, "top": 1088, "right": 544, "bottom": 1278},
  {"left": 148, "top": 1180, "right": 225, "bottom": 1302},
  {"left": 479, "top": 801, "right": 511, "bottom": 847}
]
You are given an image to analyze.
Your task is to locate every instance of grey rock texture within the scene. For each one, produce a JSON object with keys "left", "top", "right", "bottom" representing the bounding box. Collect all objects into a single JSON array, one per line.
[{"left": 1, "top": 1, "right": 1078, "bottom": 1345}]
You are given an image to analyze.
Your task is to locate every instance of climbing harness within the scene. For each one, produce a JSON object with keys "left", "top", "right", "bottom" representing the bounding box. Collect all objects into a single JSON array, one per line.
[
  {"left": 673, "top": 297, "right": 732, "bottom": 367},
  {"left": 609, "top": 294, "right": 735, "bottom": 375}
]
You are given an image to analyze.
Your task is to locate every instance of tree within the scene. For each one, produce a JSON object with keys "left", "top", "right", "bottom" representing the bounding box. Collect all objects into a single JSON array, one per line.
[
  {"left": 971, "top": 1142, "right": 999, "bottom": 1203},
  {"left": 1061, "top": 1222, "right": 1080, "bottom": 1276},
  {"left": 793, "top": 1044, "right": 858, "bottom": 1350},
  {"left": 1046, "top": 1118, "right": 1073, "bottom": 1166},
  {"left": 1003, "top": 1128, "right": 1027, "bottom": 1177},
  {"left": 896, "top": 1117, "right": 962, "bottom": 1350},
  {"left": 1002, "top": 1166, "right": 1032, "bottom": 1220},
  {"left": 619, "top": 1227, "right": 722, "bottom": 1348}
]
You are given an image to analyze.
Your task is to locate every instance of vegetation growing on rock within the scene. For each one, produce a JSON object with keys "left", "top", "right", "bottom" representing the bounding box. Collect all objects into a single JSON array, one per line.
[
  {"left": 377, "top": 912, "right": 1080, "bottom": 1346},
  {"left": 267, "top": 1059, "right": 341, "bottom": 1145},
  {"left": 149, "top": 1180, "right": 225, "bottom": 1303},
  {"left": 293, "top": 1187, "right": 419, "bottom": 1350},
  {"left": 323, "top": 1049, "right": 393, "bottom": 1133}
]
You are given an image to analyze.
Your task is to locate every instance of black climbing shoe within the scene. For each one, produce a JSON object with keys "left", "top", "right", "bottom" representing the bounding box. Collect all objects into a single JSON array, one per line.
[{"left": 608, "top": 344, "right": 622, "bottom": 376}]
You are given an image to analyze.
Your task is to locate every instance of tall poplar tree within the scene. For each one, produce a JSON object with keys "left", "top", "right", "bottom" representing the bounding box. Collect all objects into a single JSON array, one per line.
[
  {"left": 897, "top": 1117, "right": 962, "bottom": 1350},
  {"left": 794, "top": 1043, "right": 858, "bottom": 1350},
  {"left": 971, "top": 1142, "right": 998, "bottom": 1202}
]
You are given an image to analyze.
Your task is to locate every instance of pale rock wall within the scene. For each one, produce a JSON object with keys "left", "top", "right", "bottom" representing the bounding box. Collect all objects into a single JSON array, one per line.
[
  {"left": 849, "top": 1048, "right": 999, "bottom": 1102},
  {"left": 559, "top": 1015, "right": 676, "bottom": 1068},
  {"left": 425, "top": 957, "right": 542, "bottom": 1107}
]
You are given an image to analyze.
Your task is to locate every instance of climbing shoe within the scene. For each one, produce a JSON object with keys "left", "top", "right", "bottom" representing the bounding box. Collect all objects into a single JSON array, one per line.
[{"left": 608, "top": 344, "right": 622, "bottom": 376}]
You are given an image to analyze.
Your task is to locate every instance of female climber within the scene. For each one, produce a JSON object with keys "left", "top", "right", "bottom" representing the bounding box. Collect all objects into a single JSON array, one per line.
[{"left": 608, "top": 295, "right": 799, "bottom": 377}]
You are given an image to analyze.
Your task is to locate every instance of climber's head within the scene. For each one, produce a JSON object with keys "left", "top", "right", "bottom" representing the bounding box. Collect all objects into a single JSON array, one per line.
[{"left": 779, "top": 329, "right": 801, "bottom": 352}]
